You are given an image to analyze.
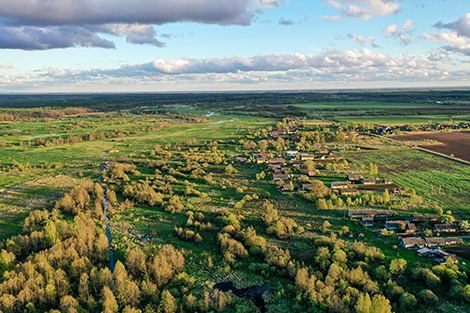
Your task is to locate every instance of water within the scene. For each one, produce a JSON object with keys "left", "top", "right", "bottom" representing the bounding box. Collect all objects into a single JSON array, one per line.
[
  {"left": 99, "top": 174, "right": 114, "bottom": 273},
  {"left": 208, "top": 118, "right": 237, "bottom": 125},
  {"left": 213, "top": 282, "right": 271, "bottom": 312}
]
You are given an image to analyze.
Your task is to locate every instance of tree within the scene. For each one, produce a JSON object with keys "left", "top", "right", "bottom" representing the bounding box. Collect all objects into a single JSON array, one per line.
[
  {"left": 355, "top": 293, "right": 371, "bottom": 313},
  {"left": 307, "top": 180, "right": 330, "bottom": 198},
  {"left": 399, "top": 293, "right": 417, "bottom": 310},
  {"left": 159, "top": 290, "right": 177, "bottom": 313},
  {"left": 383, "top": 189, "right": 390, "bottom": 203},
  {"left": 317, "top": 198, "right": 328, "bottom": 210},
  {"left": 370, "top": 294, "right": 392, "bottom": 313},
  {"left": 441, "top": 215, "right": 455, "bottom": 224},
  {"left": 225, "top": 164, "right": 238, "bottom": 175},
  {"left": 459, "top": 220, "right": 470, "bottom": 231},
  {"left": 390, "top": 259, "right": 407, "bottom": 275},
  {"left": 102, "top": 286, "right": 118, "bottom": 313}
]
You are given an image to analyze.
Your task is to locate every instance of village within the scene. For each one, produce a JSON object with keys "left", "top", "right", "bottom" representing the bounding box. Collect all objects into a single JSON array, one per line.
[{"left": 235, "top": 119, "right": 470, "bottom": 266}]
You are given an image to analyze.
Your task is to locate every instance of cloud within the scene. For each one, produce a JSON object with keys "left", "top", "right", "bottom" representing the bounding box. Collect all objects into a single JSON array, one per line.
[
  {"left": 0, "top": 0, "right": 280, "bottom": 50},
  {"left": 320, "top": 15, "right": 344, "bottom": 22},
  {"left": 323, "top": 0, "right": 400, "bottom": 21},
  {"left": 279, "top": 18, "right": 295, "bottom": 25},
  {"left": 424, "top": 14, "right": 470, "bottom": 56},
  {"left": 0, "top": 63, "right": 14, "bottom": 69},
  {"left": 347, "top": 34, "right": 378, "bottom": 47},
  {"left": 382, "top": 19, "right": 415, "bottom": 45},
  {"left": 0, "top": 25, "right": 115, "bottom": 50},
  {"left": 434, "top": 13, "right": 470, "bottom": 38},
  {"left": 423, "top": 32, "right": 470, "bottom": 56},
  {"left": 0, "top": 48, "right": 456, "bottom": 91}
]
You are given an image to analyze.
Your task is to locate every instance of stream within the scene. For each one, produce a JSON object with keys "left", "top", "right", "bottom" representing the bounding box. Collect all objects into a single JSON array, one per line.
[{"left": 99, "top": 170, "right": 115, "bottom": 273}]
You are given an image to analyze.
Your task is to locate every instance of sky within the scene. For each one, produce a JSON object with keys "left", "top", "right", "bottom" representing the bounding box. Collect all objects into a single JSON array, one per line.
[{"left": 0, "top": 0, "right": 470, "bottom": 92}]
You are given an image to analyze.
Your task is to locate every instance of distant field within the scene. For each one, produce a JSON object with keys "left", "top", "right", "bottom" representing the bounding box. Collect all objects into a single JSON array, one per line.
[
  {"left": 387, "top": 131, "right": 470, "bottom": 162},
  {"left": 342, "top": 148, "right": 470, "bottom": 212},
  {"left": 336, "top": 115, "right": 470, "bottom": 124},
  {"left": 292, "top": 101, "right": 438, "bottom": 110}
]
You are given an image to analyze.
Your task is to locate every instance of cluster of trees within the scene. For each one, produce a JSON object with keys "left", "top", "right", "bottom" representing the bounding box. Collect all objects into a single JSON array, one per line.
[{"left": 263, "top": 201, "right": 303, "bottom": 238}]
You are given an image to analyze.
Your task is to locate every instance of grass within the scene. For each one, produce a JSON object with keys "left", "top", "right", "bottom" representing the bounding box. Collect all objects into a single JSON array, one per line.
[
  {"left": 335, "top": 115, "right": 470, "bottom": 125},
  {"left": 342, "top": 147, "right": 470, "bottom": 212},
  {"left": 292, "top": 101, "right": 439, "bottom": 110}
]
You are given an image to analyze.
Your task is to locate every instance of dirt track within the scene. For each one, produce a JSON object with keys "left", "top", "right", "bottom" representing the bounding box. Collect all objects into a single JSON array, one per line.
[{"left": 386, "top": 131, "right": 470, "bottom": 162}]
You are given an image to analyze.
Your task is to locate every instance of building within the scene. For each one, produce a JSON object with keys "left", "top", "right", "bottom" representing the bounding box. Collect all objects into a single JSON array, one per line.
[
  {"left": 273, "top": 174, "right": 290, "bottom": 181},
  {"left": 384, "top": 178, "right": 393, "bottom": 184},
  {"left": 331, "top": 181, "right": 349, "bottom": 189},
  {"left": 347, "top": 174, "right": 361, "bottom": 181},
  {"left": 300, "top": 154, "right": 316, "bottom": 160},
  {"left": 434, "top": 224, "right": 458, "bottom": 233},
  {"left": 386, "top": 220, "right": 409, "bottom": 230},
  {"left": 286, "top": 151, "right": 298, "bottom": 156},
  {"left": 341, "top": 188, "right": 358, "bottom": 196},
  {"left": 362, "top": 177, "right": 377, "bottom": 185},
  {"left": 348, "top": 209, "right": 395, "bottom": 219},
  {"left": 361, "top": 217, "right": 374, "bottom": 227},
  {"left": 411, "top": 214, "right": 439, "bottom": 222},
  {"left": 400, "top": 237, "right": 426, "bottom": 249}
]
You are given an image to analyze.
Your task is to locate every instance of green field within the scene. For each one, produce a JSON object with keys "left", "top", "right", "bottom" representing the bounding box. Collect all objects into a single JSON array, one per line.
[
  {"left": 336, "top": 115, "right": 470, "bottom": 124},
  {"left": 292, "top": 101, "right": 439, "bottom": 110}
]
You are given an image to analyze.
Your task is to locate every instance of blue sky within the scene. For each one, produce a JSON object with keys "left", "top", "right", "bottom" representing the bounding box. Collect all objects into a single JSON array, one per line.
[{"left": 0, "top": 0, "right": 469, "bottom": 92}]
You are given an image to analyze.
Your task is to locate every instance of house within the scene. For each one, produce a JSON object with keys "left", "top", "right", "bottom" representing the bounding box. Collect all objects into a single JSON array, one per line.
[
  {"left": 279, "top": 184, "right": 293, "bottom": 192},
  {"left": 273, "top": 174, "right": 290, "bottom": 181},
  {"left": 341, "top": 188, "right": 358, "bottom": 196},
  {"left": 286, "top": 151, "right": 298, "bottom": 157},
  {"left": 374, "top": 210, "right": 395, "bottom": 218},
  {"left": 362, "top": 177, "right": 376, "bottom": 185},
  {"left": 268, "top": 159, "right": 286, "bottom": 165},
  {"left": 442, "top": 237, "right": 462, "bottom": 245},
  {"left": 348, "top": 209, "right": 395, "bottom": 219},
  {"left": 384, "top": 178, "right": 393, "bottom": 184},
  {"left": 348, "top": 209, "right": 377, "bottom": 219},
  {"left": 331, "top": 181, "right": 349, "bottom": 189},
  {"left": 406, "top": 223, "right": 417, "bottom": 233},
  {"left": 425, "top": 237, "right": 446, "bottom": 247},
  {"left": 256, "top": 158, "right": 267, "bottom": 164},
  {"left": 400, "top": 237, "right": 426, "bottom": 249},
  {"left": 393, "top": 187, "right": 406, "bottom": 195},
  {"left": 355, "top": 231, "right": 365, "bottom": 238},
  {"left": 300, "top": 154, "right": 316, "bottom": 160},
  {"left": 326, "top": 152, "right": 341, "bottom": 159},
  {"left": 411, "top": 214, "right": 439, "bottom": 222},
  {"left": 386, "top": 220, "right": 409, "bottom": 231},
  {"left": 434, "top": 224, "right": 458, "bottom": 233},
  {"left": 308, "top": 171, "right": 316, "bottom": 177},
  {"left": 302, "top": 184, "right": 315, "bottom": 191},
  {"left": 347, "top": 174, "right": 361, "bottom": 181},
  {"left": 443, "top": 254, "right": 459, "bottom": 264},
  {"left": 361, "top": 217, "right": 374, "bottom": 227}
]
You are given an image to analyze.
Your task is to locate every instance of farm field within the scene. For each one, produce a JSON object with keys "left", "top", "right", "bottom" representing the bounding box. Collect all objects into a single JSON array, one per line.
[
  {"left": 336, "top": 115, "right": 470, "bottom": 125},
  {"left": 386, "top": 131, "right": 470, "bottom": 162},
  {"left": 342, "top": 147, "right": 470, "bottom": 212}
]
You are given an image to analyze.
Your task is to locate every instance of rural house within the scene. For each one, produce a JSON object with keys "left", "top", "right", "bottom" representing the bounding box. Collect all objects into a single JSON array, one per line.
[
  {"left": 331, "top": 181, "right": 349, "bottom": 189},
  {"left": 362, "top": 177, "right": 376, "bottom": 185},
  {"left": 434, "top": 224, "right": 458, "bottom": 233}
]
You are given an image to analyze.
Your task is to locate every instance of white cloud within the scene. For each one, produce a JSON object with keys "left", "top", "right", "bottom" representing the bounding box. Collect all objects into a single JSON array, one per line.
[
  {"left": 0, "top": 0, "right": 280, "bottom": 50},
  {"left": 320, "top": 15, "right": 344, "bottom": 22},
  {"left": 382, "top": 19, "right": 415, "bottom": 45},
  {"left": 423, "top": 32, "right": 470, "bottom": 55},
  {"left": 323, "top": 0, "right": 400, "bottom": 21},
  {"left": 347, "top": 34, "right": 378, "bottom": 47},
  {"left": 425, "top": 13, "right": 470, "bottom": 56},
  {"left": 0, "top": 48, "right": 458, "bottom": 91},
  {"left": 0, "top": 63, "right": 14, "bottom": 69}
]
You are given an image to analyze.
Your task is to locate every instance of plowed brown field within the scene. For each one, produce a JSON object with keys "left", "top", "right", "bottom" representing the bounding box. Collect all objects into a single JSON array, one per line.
[{"left": 386, "top": 131, "right": 470, "bottom": 162}]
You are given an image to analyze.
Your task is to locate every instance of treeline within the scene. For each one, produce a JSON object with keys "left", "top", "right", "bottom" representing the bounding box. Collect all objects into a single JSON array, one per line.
[{"left": 0, "top": 107, "right": 91, "bottom": 122}]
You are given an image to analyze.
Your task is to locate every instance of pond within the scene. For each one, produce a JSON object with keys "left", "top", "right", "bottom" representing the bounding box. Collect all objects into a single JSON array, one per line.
[{"left": 213, "top": 282, "right": 271, "bottom": 312}]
